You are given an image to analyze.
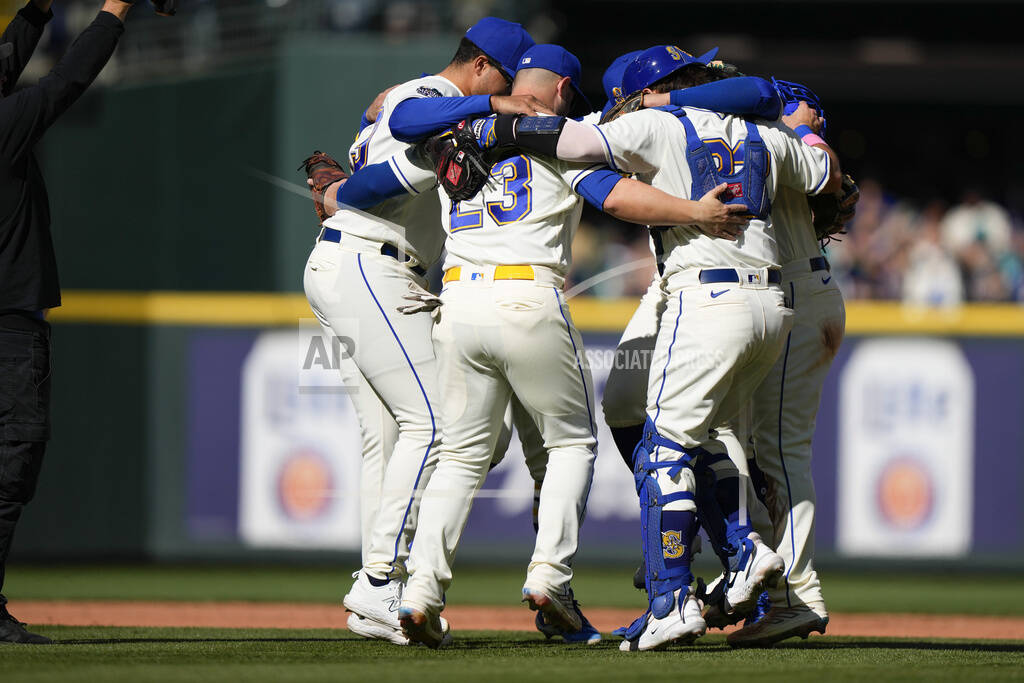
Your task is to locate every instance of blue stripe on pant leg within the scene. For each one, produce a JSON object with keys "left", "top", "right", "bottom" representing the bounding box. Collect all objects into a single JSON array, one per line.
[
  {"left": 652, "top": 291, "right": 684, "bottom": 463},
  {"left": 553, "top": 288, "right": 595, "bottom": 438},
  {"left": 553, "top": 288, "right": 596, "bottom": 520},
  {"left": 357, "top": 253, "right": 437, "bottom": 578},
  {"left": 777, "top": 281, "right": 797, "bottom": 607}
]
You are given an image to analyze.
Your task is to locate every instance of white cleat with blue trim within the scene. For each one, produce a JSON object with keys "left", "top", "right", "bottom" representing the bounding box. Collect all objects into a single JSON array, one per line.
[
  {"left": 522, "top": 582, "right": 583, "bottom": 632},
  {"left": 343, "top": 571, "right": 404, "bottom": 632},
  {"left": 618, "top": 588, "right": 706, "bottom": 652}
]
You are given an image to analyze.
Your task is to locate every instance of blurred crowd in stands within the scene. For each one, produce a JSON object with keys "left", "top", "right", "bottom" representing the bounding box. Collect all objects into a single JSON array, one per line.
[{"left": 568, "top": 183, "right": 1024, "bottom": 305}]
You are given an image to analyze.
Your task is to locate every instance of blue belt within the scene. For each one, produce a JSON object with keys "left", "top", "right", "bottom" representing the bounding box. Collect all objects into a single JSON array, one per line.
[
  {"left": 810, "top": 256, "right": 829, "bottom": 272},
  {"left": 699, "top": 268, "right": 782, "bottom": 285},
  {"left": 319, "top": 227, "right": 427, "bottom": 277}
]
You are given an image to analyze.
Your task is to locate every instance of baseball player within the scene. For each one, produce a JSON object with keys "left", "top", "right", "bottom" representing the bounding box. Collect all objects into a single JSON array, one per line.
[
  {"left": 725, "top": 82, "right": 850, "bottom": 647},
  {"left": 598, "top": 50, "right": 784, "bottom": 471},
  {"left": 475, "top": 45, "right": 843, "bottom": 651},
  {"left": 303, "top": 16, "right": 539, "bottom": 645},
  {"left": 394, "top": 44, "right": 756, "bottom": 648}
]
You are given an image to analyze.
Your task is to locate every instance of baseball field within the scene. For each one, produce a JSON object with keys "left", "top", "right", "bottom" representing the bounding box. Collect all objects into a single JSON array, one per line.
[{"left": 3, "top": 563, "right": 1023, "bottom": 681}]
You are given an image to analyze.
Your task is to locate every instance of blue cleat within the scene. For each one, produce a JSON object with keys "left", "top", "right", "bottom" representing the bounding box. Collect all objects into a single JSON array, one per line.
[
  {"left": 535, "top": 605, "right": 601, "bottom": 645},
  {"left": 743, "top": 592, "right": 772, "bottom": 627}
]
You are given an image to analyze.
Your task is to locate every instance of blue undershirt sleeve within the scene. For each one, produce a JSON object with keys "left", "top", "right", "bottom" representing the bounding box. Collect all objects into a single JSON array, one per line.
[
  {"left": 389, "top": 95, "right": 493, "bottom": 142},
  {"left": 574, "top": 168, "right": 624, "bottom": 211},
  {"left": 670, "top": 77, "right": 781, "bottom": 119},
  {"left": 335, "top": 161, "right": 409, "bottom": 210}
]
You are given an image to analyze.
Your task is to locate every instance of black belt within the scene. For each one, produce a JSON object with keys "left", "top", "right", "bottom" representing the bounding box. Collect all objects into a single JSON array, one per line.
[
  {"left": 319, "top": 227, "right": 427, "bottom": 277},
  {"left": 809, "top": 256, "right": 830, "bottom": 272},
  {"left": 699, "top": 268, "right": 782, "bottom": 285}
]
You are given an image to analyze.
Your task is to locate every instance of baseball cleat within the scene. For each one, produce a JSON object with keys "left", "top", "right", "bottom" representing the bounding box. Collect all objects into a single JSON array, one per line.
[
  {"left": 346, "top": 612, "right": 409, "bottom": 646},
  {"left": 0, "top": 603, "right": 52, "bottom": 644},
  {"left": 742, "top": 592, "right": 772, "bottom": 627},
  {"left": 617, "top": 587, "right": 706, "bottom": 652},
  {"left": 534, "top": 603, "right": 602, "bottom": 644},
  {"left": 726, "top": 603, "right": 828, "bottom": 648},
  {"left": 522, "top": 582, "right": 583, "bottom": 632},
  {"left": 343, "top": 570, "right": 404, "bottom": 630},
  {"left": 398, "top": 606, "right": 451, "bottom": 649},
  {"left": 703, "top": 533, "right": 784, "bottom": 628}
]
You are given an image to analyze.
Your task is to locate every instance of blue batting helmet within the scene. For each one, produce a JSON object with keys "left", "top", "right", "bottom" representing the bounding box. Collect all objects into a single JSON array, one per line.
[
  {"left": 621, "top": 45, "right": 719, "bottom": 97},
  {"left": 773, "top": 78, "right": 827, "bottom": 135}
]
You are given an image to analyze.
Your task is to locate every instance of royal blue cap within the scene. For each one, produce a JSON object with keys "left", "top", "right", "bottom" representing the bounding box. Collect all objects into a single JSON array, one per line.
[
  {"left": 465, "top": 17, "right": 535, "bottom": 80},
  {"left": 600, "top": 50, "right": 643, "bottom": 117},
  {"left": 517, "top": 44, "right": 593, "bottom": 115},
  {"left": 621, "top": 45, "right": 719, "bottom": 98}
]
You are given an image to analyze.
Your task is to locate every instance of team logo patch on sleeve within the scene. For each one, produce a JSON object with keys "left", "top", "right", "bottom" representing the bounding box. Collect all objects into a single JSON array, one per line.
[{"left": 416, "top": 86, "right": 444, "bottom": 98}]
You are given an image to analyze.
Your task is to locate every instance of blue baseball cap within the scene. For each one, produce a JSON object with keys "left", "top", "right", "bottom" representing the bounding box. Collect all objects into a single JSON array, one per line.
[
  {"left": 516, "top": 44, "right": 593, "bottom": 115},
  {"left": 621, "top": 44, "right": 719, "bottom": 97},
  {"left": 601, "top": 50, "right": 643, "bottom": 118},
  {"left": 465, "top": 17, "right": 535, "bottom": 80}
]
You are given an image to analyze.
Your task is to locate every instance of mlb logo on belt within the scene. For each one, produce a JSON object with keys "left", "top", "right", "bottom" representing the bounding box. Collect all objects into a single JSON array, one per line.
[{"left": 748, "top": 273, "right": 762, "bottom": 284}]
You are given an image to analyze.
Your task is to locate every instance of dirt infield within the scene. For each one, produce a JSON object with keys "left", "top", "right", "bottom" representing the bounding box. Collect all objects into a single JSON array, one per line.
[{"left": 15, "top": 601, "right": 1024, "bottom": 640}]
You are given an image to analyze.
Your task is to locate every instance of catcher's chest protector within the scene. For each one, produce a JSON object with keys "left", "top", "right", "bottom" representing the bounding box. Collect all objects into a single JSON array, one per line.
[{"left": 658, "top": 106, "right": 771, "bottom": 219}]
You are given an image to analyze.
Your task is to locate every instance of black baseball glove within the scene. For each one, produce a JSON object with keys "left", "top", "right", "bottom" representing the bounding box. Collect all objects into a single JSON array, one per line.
[
  {"left": 808, "top": 173, "right": 860, "bottom": 241},
  {"left": 420, "top": 118, "right": 494, "bottom": 203}
]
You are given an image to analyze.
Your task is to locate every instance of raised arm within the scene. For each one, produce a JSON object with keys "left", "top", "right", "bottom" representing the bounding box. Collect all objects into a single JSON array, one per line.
[
  {"left": 781, "top": 101, "right": 842, "bottom": 195},
  {"left": 0, "top": 1, "right": 134, "bottom": 161},
  {"left": 1, "top": 0, "right": 54, "bottom": 96}
]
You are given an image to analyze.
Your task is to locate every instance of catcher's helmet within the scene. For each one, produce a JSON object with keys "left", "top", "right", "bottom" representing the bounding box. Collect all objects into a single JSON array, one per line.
[
  {"left": 773, "top": 78, "right": 827, "bottom": 135},
  {"left": 621, "top": 45, "right": 719, "bottom": 98}
]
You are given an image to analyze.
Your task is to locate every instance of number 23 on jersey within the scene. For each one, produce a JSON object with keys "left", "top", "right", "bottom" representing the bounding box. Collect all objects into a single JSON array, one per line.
[{"left": 449, "top": 155, "right": 533, "bottom": 232}]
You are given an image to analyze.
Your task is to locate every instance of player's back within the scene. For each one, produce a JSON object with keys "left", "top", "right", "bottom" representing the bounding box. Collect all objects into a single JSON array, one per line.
[
  {"left": 772, "top": 187, "right": 825, "bottom": 265},
  {"left": 324, "top": 75, "right": 461, "bottom": 268},
  {"left": 440, "top": 151, "right": 602, "bottom": 278},
  {"left": 599, "top": 106, "right": 832, "bottom": 275}
]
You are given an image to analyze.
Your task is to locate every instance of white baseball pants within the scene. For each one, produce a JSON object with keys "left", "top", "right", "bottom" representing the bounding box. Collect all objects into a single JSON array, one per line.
[
  {"left": 403, "top": 278, "right": 597, "bottom": 615},
  {"left": 751, "top": 265, "right": 845, "bottom": 610},
  {"left": 304, "top": 238, "right": 440, "bottom": 581}
]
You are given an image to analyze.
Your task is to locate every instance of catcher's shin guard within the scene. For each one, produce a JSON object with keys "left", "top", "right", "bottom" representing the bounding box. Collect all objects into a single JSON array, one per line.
[{"left": 633, "top": 417, "right": 700, "bottom": 617}]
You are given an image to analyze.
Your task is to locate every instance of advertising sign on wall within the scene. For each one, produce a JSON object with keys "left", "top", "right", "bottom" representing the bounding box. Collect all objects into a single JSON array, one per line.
[{"left": 837, "top": 339, "right": 975, "bottom": 557}]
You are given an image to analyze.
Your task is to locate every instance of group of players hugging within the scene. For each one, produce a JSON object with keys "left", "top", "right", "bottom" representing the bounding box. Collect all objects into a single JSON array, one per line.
[{"left": 300, "top": 16, "right": 857, "bottom": 651}]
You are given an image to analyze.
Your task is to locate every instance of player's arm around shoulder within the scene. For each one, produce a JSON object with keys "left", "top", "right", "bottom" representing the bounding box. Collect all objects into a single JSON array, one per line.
[{"left": 591, "top": 107, "right": 678, "bottom": 174}]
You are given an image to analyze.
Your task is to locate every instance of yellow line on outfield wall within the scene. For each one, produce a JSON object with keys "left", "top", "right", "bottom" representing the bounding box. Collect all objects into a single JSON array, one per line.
[{"left": 46, "top": 291, "right": 1024, "bottom": 336}]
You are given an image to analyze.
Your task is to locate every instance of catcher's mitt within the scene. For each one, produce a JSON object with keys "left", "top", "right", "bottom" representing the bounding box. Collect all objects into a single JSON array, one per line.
[
  {"left": 808, "top": 173, "right": 859, "bottom": 241},
  {"left": 420, "top": 119, "right": 493, "bottom": 203},
  {"left": 298, "top": 150, "right": 349, "bottom": 223},
  {"left": 601, "top": 91, "right": 645, "bottom": 124}
]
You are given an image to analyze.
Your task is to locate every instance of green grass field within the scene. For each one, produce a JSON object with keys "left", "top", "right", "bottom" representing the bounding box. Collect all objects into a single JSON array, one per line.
[
  {"left": 6, "top": 564, "right": 1024, "bottom": 615},
  {"left": 3, "top": 564, "right": 1024, "bottom": 682},
  {"left": 3, "top": 627, "right": 1023, "bottom": 683}
]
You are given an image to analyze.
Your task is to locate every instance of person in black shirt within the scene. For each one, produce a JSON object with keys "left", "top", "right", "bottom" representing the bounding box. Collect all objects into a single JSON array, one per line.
[{"left": 0, "top": 0, "right": 161, "bottom": 644}]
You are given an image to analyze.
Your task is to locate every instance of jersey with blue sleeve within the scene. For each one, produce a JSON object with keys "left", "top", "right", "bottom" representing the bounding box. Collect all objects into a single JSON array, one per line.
[
  {"left": 594, "top": 107, "right": 831, "bottom": 275},
  {"left": 323, "top": 75, "right": 458, "bottom": 268},
  {"left": 440, "top": 152, "right": 614, "bottom": 276}
]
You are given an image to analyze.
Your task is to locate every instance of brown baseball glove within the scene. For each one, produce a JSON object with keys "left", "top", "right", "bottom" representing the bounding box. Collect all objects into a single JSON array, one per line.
[
  {"left": 298, "top": 150, "right": 349, "bottom": 223},
  {"left": 808, "top": 173, "right": 860, "bottom": 241},
  {"left": 600, "top": 91, "right": 646, "bottom": 124}
]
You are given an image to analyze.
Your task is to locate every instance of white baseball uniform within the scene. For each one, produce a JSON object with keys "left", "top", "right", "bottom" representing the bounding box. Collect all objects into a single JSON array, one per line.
[
  {"left": 402, "top": 151, "right": 604, "bottom": 615},
  {"left": 304, "top": 74, "right": 459, "bottom": 581},
  {"left": 749, "top": 186, "right": 846, "bottom": 612},
  {"left": 591, "top": 107, "right": 831, "bottom": 521}
]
